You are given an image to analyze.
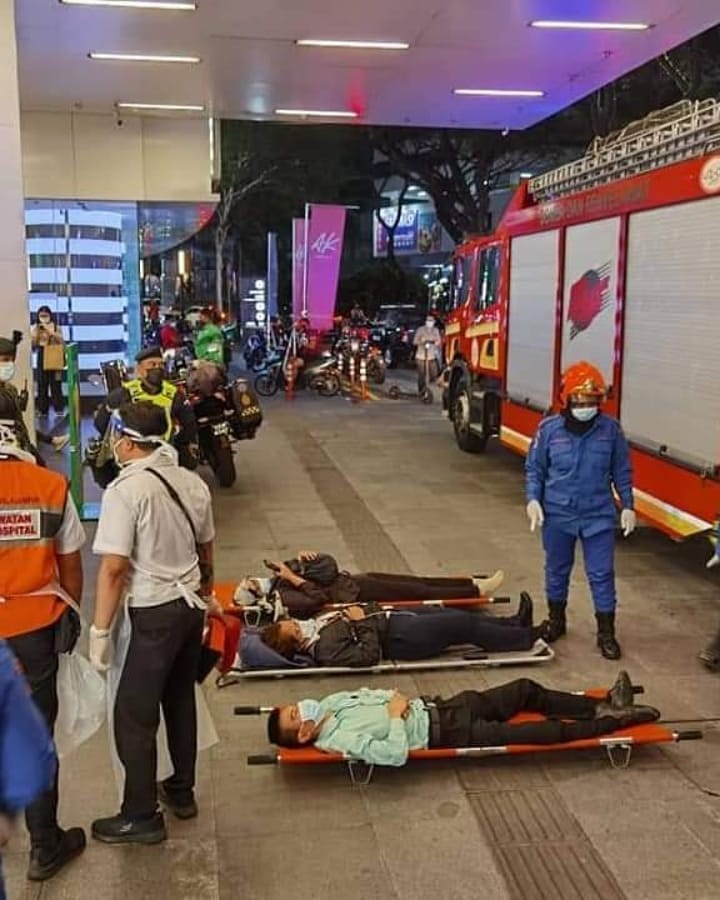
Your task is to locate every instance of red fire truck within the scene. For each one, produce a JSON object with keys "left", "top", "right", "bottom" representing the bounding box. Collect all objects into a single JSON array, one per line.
[{"left": 442, "top": 99, "right": 720, "bottom": 540}]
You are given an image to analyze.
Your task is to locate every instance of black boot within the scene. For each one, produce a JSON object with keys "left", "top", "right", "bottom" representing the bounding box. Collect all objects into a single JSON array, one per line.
[
  {"left": 544, "top": 603, "right": 566, "bottom": 642},
  {"left": 596, "top": 612, "right": 622, "bottom": 660},
  {"left": 698, "top": 626, "right": 720, "bottom": 672}
]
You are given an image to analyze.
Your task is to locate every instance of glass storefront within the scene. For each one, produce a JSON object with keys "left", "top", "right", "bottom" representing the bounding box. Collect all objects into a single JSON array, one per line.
[
  {"left": 24, "top": 198, "right": 217, "bottom": 396},
  {"left": 25, "top": 199, "right": 141, "bottom": 395}
]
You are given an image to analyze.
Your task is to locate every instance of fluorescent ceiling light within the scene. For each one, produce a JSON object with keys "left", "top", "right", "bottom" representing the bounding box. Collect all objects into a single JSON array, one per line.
[
  {"left": 520, "top": 172, "right": 533, "bottom": 178},
  {"left": 274, "top": 108, "right": 359, "bottom": 118},
  {"left": 90, "top": 52, "right": 200, "bottom": 63},
  {"left": 453, "top": 88, "right": 545, "bottom": 98},
  {"left": 116, "top": 102, "right": 204, "bottom": 110},
  {"left": 296, "top": 39, "right": 409, "bottom": 50},
  {"left": 530, "top": 20, "right": 650, "bottom": 31},
  {"left": 60, "top": 1, "right": 196, "bottom": 9}
]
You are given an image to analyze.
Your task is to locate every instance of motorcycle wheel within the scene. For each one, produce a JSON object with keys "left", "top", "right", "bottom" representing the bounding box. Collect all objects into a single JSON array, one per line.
[
  {"left": 318, "top": 372, "right": 341, "bottom": 397},
  {"left": 213, "top": 438, "right": 237, "bottom": 488},
  {"left": 254, "top": 372, "right": 280, "bottom": 397},
  {"left": 367, "top": 359, "right": 386, "bottom": 385}
]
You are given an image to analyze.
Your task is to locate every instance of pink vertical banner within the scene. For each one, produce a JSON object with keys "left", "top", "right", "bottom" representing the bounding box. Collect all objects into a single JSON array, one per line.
[
  {"left": 306, "top": 204, "right": 346, "bottom": 331},
  {"left": 291, "top": 218, "right": 307, "bottom": 320}
]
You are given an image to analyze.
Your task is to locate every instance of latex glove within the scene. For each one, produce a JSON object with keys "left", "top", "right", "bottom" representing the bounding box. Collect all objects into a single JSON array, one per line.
[
  {"left": 526, "top": 500, "right": 544, "bottom": 533},
  {"left": 706, "top": 551, "right": 720, "bottom": 570},
  {"left": 620, "top": 509, "right": 637, "bottom": 537},
  {"left": 89, "top": 625, "right": 113, "bottom": 672}
]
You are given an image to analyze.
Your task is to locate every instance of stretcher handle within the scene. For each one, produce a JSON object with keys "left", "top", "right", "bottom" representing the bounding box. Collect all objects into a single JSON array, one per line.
[
  {"left": 234, "top": 705, "right": 272, "bottom": 716},
  {"left": 248, "top": 753, "right": 278, "bottom": 765},
  {"left": 632, "top": 685, "right": 644, "bottom": 695},
  {"left": 676, "top": 730, "right": 704, "bottom": 741},
  {"left": 488, "top": 596, "right": 511, "bottom": 604}
]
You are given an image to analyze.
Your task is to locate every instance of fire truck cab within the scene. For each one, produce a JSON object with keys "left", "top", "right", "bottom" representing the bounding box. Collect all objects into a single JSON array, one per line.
[{"left": 442, "top": 99, "right": 720, "bottom": 540}]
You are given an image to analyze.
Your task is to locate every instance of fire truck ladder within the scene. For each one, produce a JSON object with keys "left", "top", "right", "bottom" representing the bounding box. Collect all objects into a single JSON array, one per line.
[{"left": 529, "top": 98, "right": 720, "bottom": 201}]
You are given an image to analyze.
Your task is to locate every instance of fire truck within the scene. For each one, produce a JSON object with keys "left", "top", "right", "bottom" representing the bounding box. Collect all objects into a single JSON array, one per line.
[{"left": 442, "top": 98, "right": 720, "bottom": 540}]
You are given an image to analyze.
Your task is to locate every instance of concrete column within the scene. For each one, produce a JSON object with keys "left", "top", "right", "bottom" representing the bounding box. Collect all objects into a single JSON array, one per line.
[{"left": 0, "top": 0, "right": 33, "bottom": 423}]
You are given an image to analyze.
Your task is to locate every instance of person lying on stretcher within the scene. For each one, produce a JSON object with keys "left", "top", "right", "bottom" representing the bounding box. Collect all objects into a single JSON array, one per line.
[
  {"left": 260, "top": 595, "right": 550, "bottom": 668},
  {"left": 234, "top": 551, "right": 505, "bottom": 620},
  {"left": 267, "top": 672, "right": 660, "bottom": 766}
]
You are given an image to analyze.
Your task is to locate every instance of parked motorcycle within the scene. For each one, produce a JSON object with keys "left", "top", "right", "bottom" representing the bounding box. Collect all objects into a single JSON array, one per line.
[
  {"left": 243, "top": 332, "right": 267, "bottom": 371},
  {"left": 186, "top": 364, "right": 263, "bottom": 488},
  {"left": 254, "top": 351, "right": 342, "bottom": 397}
]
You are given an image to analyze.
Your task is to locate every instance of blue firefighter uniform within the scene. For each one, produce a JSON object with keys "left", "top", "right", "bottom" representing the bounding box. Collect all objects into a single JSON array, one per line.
[
  {"left": 525, "top": 412, "right": 634, "bottom": 613},
  {"left": 0, "top": 640, "right": 56, "bottom": 899}
]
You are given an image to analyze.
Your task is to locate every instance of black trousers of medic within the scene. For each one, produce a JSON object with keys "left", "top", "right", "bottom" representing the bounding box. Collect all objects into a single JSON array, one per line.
[
  {"left": 8, "top": 624, "right": 61, "bottom": 850},
  {"left": 114, "top": 599, "right": 204, "bottom": 820},
  {"left": 426, "top": 679, "right": 614, "bottom": 747}
]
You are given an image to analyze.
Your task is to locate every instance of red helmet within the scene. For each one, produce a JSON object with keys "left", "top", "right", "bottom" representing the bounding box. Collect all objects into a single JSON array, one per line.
[{"left": 560, "top": 361, "right": 607, "bottom": 406}]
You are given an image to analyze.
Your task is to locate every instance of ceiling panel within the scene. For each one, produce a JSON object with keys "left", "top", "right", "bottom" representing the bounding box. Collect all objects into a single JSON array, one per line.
[{"left": 15, "top": 1, "right": 720, "bottom": 129}]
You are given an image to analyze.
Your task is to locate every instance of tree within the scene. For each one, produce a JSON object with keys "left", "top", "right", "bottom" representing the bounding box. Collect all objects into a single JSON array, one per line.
[
  {"left": 371, "top": 126, "right": 580, "bottom": 242},
  {"left": 213, "top": 154, "right": 275, "bottom": 312},
  {"left": 374, "top": 175, "right": 410, "bottom": 264}
]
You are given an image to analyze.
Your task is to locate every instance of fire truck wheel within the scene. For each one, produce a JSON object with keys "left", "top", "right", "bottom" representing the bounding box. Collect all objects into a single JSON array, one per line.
[{"left": 452, "top": 380, "right": 487, "bottom": 453}]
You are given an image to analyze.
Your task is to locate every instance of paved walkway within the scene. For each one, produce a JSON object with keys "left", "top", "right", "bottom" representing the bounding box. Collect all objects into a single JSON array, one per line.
[{"left": 5, "top": 385, "right": 720, "bottom": 899}]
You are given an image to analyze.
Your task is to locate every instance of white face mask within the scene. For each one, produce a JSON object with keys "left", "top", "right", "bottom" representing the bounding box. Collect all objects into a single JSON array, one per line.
[
  {"left": 425, "top": 319, "right": 435, "bottom": 328},
  {"left": 0, "top": 362, "right": 15, "bottom": 382},
  {"left": 112, "top": 436, "right": 131, "bottom": 468},
  {"left": 39, "top": 316, "right": 51, "bottom": 325},
  {"left": 571, "top": 406, "right": 598, "bottom": 422},
  {"left": 297, "top": 699, "right": 322, "bottom": 723}
]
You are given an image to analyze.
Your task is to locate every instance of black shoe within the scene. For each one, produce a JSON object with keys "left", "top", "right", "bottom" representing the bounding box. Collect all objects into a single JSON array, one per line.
[
  {"left": 27, "top": 827, "right": 86, "bottom": 882},
  {"left": 517, "top": 592, "right": 533, "bottom": 628},
  {"left": 157, "top": 782, "right": 198, "bottom": 820},
  {"left": 607, "top": 670, "right": 634, "bottom": 708},
  {"left": 596, "top": 612, "right": 622, "bottom": 660},
  {"left": 91, "top": 812, "right": 166, "bottom": 845},
  {"left": 531, "top": 620, "right": 551, "bottom": 643},
  {"left": 544, "top": 603, "right": 566, "bottom": 642},
  {"left": 594, "top": 703, "right": 660, "bottom": 727}
]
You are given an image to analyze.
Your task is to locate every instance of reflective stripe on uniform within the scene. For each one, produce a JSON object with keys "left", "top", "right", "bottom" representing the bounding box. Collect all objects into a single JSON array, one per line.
[{"left": 124, "top": 379, "right": 176, "bottom": 440}]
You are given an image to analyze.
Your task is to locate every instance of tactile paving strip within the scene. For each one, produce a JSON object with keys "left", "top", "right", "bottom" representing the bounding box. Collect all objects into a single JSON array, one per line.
[
  {"left": 469, "top": 787, "right": 626, "bottom": 899},
  {"left": 281, "top": 424, "right": 411, "bottom": 573}
]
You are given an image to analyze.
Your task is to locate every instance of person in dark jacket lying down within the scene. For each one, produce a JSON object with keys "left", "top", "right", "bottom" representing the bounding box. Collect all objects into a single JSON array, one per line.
[
  {"left": 266, "top": 672, "right": 660, "bottom": 766},
  {"left": 260, "top": 596, "right": 550, "bottom": 668},
  {"left": 235, "top": 552, "right": 505, "bottom": 619}
]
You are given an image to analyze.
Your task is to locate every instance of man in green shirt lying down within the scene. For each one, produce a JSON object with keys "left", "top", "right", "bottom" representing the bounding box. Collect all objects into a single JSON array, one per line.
[{"left": 266, "top": 673, "right": 659, "bottom": 767}]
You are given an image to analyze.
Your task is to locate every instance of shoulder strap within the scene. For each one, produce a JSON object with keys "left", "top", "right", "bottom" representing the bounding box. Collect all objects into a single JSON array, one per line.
[{"left": 145, "top": 467, "right": 197, "bottom": 543}]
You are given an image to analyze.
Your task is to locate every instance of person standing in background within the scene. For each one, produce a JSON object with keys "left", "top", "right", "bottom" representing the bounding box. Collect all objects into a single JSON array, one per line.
[
  {"left": 31, "top": 307, "right": 65, "bottom": 416},
  {"left": 525, "top": 362, "right": 636, "bottom": 660},
  {"left": 412, "top": 315, "right": 443, "bottom": 396}
]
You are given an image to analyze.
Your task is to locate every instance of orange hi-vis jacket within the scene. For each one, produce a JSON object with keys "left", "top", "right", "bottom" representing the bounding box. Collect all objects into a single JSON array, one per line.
[{"left": 0, "top": 459, "right": 69, "bottom": 638}]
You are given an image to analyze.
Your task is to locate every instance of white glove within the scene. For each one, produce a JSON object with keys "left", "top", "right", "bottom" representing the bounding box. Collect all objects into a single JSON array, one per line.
[
  {"left": 526, "top": 500, "right": 544, "bottom": 532},
  {"left": 620, "top": 508, "right": 637, "bottom": 537},
  {"left": 706, "top": 552, "right": 720, "bottom": 569},
  {"left": 89, "top": 625, "right": 113, "bottom": 672}
]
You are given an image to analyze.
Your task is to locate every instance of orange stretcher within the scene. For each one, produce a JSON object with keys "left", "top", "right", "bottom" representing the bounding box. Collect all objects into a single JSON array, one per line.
[
  {"left": 214, "top": 581, "right": 511, "bottom": 616},
  {"left": 236, "top": 687, "right": 704, "bottom": 784}
]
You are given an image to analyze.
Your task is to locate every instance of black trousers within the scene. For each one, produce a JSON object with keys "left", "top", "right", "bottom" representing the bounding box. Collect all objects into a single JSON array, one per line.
[
  {"left": 428, "top": 678, "right": 614, "bottom": 747},
  {"left": 386, "top": 608, "right": 534, "bottom": 657},
  {"left": 114, "top": 600, "right": 205, "bottom": 820},
  {"left": 36, "top": 365, "right": 65, "bottom": 414},
  {"left": 8, "top": 625, "right": 60, "bottom": 850},
  {"left": 355, "top": 574, "right": 477, "bottom": 604}
]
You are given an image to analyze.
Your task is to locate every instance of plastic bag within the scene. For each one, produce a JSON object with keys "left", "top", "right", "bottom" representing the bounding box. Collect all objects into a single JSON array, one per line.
[{"left": 54, "top": 652, "right": 106, "bottom": 759}]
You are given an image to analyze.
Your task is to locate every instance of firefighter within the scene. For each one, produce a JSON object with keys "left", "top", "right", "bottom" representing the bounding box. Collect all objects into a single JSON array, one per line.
[
  {"left": 525, "top": 361, "right": 636, "bottom": 660},
  {"left": 0, "top": 394, "right": 86, "bottom": 881},
  {"left": 94, "top": 346, "right": 198, "bottom": 470}
]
